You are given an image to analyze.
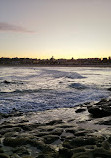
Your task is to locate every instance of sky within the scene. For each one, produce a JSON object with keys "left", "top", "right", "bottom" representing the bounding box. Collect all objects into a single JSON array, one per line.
[{"left": 0, "top": 0, "right": 111, "bottom": 59}]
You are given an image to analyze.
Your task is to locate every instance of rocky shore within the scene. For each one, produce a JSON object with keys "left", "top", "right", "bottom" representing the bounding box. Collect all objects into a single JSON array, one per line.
[{"left": 0, "top": 98, "right": 111, "bottom": 158}]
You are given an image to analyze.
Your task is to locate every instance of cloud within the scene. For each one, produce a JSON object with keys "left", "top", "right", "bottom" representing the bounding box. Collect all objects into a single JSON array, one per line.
[{"left": 0, "top": 22, "right": 34, "bottom": 33}]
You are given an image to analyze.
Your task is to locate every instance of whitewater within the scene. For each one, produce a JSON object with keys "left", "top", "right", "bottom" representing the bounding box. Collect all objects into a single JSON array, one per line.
[{"left": 0, "top": 66, "right": 111, "bottom": 113}]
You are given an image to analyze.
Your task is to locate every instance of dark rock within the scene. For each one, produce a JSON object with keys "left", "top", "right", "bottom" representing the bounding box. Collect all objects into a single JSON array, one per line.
[
  {"left": 65, "top": 128, "right": 76, "bottom": 134},
  {"left": 0, "top": 153, "right": 10, "bottom": 158},
  {"left": 18, "top": 123, "right": 40, "bottom": 131},
  {"left": 22, "top": 156, "right": 33, "bottom": 158},
  {"left": 3, "top": 137, "right": 29, "bottom": 147},
  {"left": 50, "top": 128, "right": 63, "bottom": 136},
  {"left": 59, "top": 147, "right": 73, "bottom": 158},
  {"left": 0, "top": 113, "right": 9, "bottom": 118},
  {"left": 4, "top": 132, "right": 18, "bottom": 137},
  {"left": 102, "top": 141, "right": 110, "bottom": 150},
  {"left": 72, "top": 151, "right": 89, "bottom": 158},
  {"left": 43, "top": 135, "right": 59, "bottom": 144},
  {"left": 75, "top": 108, "right": 86, "bottom": 113},
  {"left": 36, "top": 132, "right": 49, "bottom": 137},
  {"left": 57, "top": 124, "right": 73, "bottom": 128},
  {"left": 46, "top": 119, "right": 63, "bottom": 125},
  {"left": 0, "top": 148, "right": 4, "bottom": 153},
  {"left": 37, "top": 146, "right": 58, "bottom": 158},
  {"left": 90, "top": 147, "right": 111, "bottom": 158},
  {"left": 98, "top": 120, "right": 111, "bottom": 125},
  {"left": 72, "top": 147, "right": 111, "bottom": 158},
  {"left": 74, "top": 131, "right": 87, "bottom": 136},
  {"left": 63, "top": 136, "right": 97, "bottom": 149},
  {"left": 3, "top": 80, "right": 10, "bottom": 84},
  {"left": 13, "top": 146, "right": 30, "bottom": 156},
  {"left": 26, "top": 139, "right": 46, "bottom": 150},
  {"left": 73, "top": 147, "right": 85, "bottom": 153},
  {"left": 95, "top": 98, "right": 108, "bottom": 105},
  {"left": 88, "top": 106, "right": 111, "bottom": 117},
  {"left": 108, "top": 136, "right": 111, "bottom": 143},
  {"left": 108, "top": 88, "right": 111, "bottom": 91},
  {"left": 0, "top": 127, "right": 21, "bottom": 136},
  {"left": 87, "top": 99, "right": 111, "bottom": 117}
]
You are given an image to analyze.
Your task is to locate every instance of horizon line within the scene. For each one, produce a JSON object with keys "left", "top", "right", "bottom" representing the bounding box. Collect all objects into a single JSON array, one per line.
[{"left": 0, "top": 56, "right": 110, "bottom": 60}]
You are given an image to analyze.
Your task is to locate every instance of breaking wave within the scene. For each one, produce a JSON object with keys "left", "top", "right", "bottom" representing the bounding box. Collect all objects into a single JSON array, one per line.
[{"left": 42, "top": 69, "right": 85, "bottom": 79}]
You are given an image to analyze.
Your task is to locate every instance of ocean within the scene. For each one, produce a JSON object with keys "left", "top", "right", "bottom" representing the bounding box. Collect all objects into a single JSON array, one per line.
[{"left": 0, "top": 66, "right": 111, "bottom": 113}]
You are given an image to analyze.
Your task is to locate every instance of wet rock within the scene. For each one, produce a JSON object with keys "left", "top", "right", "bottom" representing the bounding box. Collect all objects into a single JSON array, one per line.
[
  {"left": 95, "top": 98, "right": 108, "bottom": 105},
  {"left": 10, "top": 153, "right": 21, "bottom": 158},
  {"left": 108, "top": 136, "right": 111, "bottom": 143},
  {"left": 46, "top": 119, "right": 63, "bottom": 125},
  {"left": 0, "top": 113, "right": 9, "bottom": 119},
  {"left": 37, "top": 145, "right": 58, "bottom": 158},
  {"left": 36, "top": 132, "right": 49, "bottom": 137},
  {"left": 18, "top": 123, "right": 40, "bottom": 131},
  {"left": 3, "top": 80, "right": 10, "bottom": 84},
  {"left": 88, "top": 106, "right": 111, "bottom": 117},
  {"left": 37, "top": 153, "right": 57, "bottom": 158},
  {"left": 59, "top": 147, "right": 73, "bottom": 158},
  {"left": 74, "top": 131, "right": 87, "bottom": 136},
  {"left": 57, "top": 124, "right": 73, "bottom": 129},
  {"left": 4, "top": 132, "right": 18, "bottom": 138},
  {"left": 90, "top": 147, "right": 111, "bottom": 158},
  {"left": 72, "top": 151, "right": 89, "bottom": 158},
  {"left": 87, "top": 99, "right": 111, "bottom": 117},
  {"left": 13, "top": 147, "right": 30, "bottom": 156},
  {"left": 98, "top": 119, "right": 111, "bottom": 125},
  {"left": 22, "top": 156, "right": 33, "bottom": 158},
  {"left": 108, "top": 88, "right": 111, "bottom": 91},
  {"left": 75, "top": 108, "right": 86, "bottom": 113},
  {"left": 43, "top": 135, "right": 59, "bottom": 144},
  {"left": 0, "top": 153, "right": 10, "bottom": 158},
  {"left": 63, "top": 137, "right": 97, "bottom": 149},
  {"left": 102, "top": 141, "right": 110, "bottom": 150},
  {"left": 3, "top": 137, "right": 29, "bottom": 147},
  {"left": 0, "top": 127, "right": 21, "bottom": 136},
  {"left": 73, "top": 146, "right": 85, "bottom": 153},
  {"left": 50, "top": 128, "right": 63, "bottom": 136},
  {"left": 37, "top": 125, "right": 54, "bottom": 132},
  {"left": 0, "top": 148, "right": 4, "bottom": 153},
  {"left": 65, "top": 128, "right": 76, "bottom": 134},
  {"left": 27, "top": 139, "right": 46, "bottom": 150}
]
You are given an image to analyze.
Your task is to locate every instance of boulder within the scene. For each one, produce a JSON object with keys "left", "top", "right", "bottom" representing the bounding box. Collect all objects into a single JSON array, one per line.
[{"left": 87, "top": 99, "right": 111, "bottom": 118}]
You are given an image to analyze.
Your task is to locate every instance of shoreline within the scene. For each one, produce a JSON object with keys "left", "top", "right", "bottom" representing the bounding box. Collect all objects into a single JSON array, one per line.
[
  {"left": 0, "top": 98, "right": 111, "bottom": 157},
  {"left": 1, "top": 64, "right": 111, "bottom": 68}
]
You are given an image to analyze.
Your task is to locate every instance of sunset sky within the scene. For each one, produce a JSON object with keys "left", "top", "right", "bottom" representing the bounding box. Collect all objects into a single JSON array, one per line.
[{"left": 0, "top": 0, "right": 111, "bottom": 59}]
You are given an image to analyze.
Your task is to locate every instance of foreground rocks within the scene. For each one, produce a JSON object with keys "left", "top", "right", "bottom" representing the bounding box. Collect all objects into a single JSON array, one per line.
[
  {"left": 87, "top": 98, "right": 111, "bottom": 117},
  {"left": 0, "top": 98, "right": 111, "bottom": 157}
]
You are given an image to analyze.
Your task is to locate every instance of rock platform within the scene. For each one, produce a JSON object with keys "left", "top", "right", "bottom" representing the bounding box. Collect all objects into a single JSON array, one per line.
[{"left": 0, "top": 98, "right": 111, "bottom": 158}]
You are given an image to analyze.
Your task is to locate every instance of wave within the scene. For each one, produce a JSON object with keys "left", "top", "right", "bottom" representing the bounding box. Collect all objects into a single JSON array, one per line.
[
  {"left": 42, "top": 69, "right": 85, "bottom": 79},
  {"left": 0, "top": 88, "right": 52, "bottom": 94},
  {"left": 69, "top": 83, "right": 87, "bottom": 90}
]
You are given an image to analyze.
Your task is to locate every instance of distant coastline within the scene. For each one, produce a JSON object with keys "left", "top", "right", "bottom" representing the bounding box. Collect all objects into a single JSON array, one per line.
[
  {"left": 0, "top": 57, "right": 111, "bottom": 67},
  {"left": 1, "top": 64, "right": 111, "bottom": 68}
]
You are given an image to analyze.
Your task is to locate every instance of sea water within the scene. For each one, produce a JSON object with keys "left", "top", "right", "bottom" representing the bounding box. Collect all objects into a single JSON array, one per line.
[{"left": 0, "top": 66, "right": 111, "bottom": 113}]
